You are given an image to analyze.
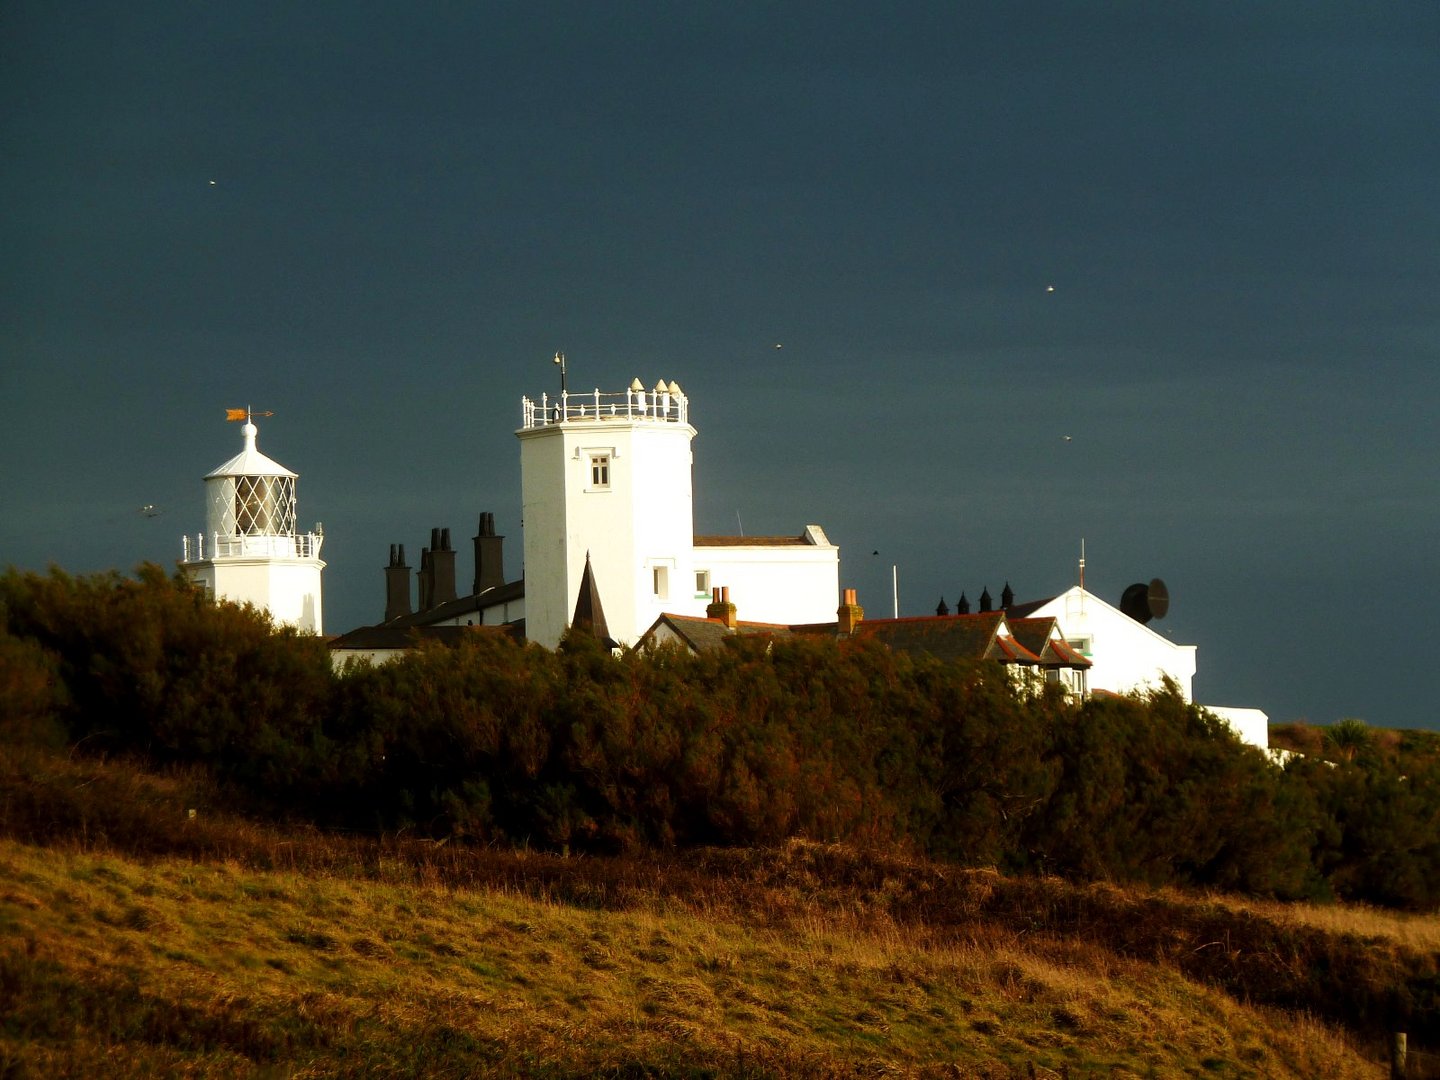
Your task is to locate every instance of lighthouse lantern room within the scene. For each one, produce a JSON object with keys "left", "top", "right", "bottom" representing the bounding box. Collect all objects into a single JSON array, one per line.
[{"left": 180, "top": 413, "right": 325, "bottom": 633}]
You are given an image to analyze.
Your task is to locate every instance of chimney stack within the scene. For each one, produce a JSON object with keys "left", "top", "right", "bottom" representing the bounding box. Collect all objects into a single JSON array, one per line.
[
  {"left": 417, "top": 547, "right": 433, "bottom": 611},
  {"left": 837, "top": 588, "right": 864, "bottom": 635},
  {"left": 472, "top": 511, "right": 505, "bottom": 594},
  {"left": 430, "top": 526, "right": 457, "bottom": 608},
  {"left": 706, "top": 586, "right": 738, "bottom": 629},
  {"left": 384, "top": 544, "right": 412, "bottom": 622}
]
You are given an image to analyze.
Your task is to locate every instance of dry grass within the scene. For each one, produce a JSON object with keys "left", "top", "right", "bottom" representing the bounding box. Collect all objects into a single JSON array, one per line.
[
  {"left": 0, "top": 836, "right": 1389, "bottom": 1079},
  {"left": 1, "top": 748, "right": 1432, "bottom": 1077},
  {"left": 1215, "top": 891, "right": 1440, "bottom": 953}
]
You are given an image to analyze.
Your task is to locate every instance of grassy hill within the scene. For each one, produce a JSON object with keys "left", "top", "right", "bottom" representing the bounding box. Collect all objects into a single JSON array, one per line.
[{"left": 3, "top": 749, "right": 1438, "bottom": 1078}]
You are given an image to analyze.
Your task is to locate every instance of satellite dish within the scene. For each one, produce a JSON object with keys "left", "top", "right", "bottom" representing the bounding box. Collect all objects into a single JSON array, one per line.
[
  {"left": 1146, "top": 578, "right": 1169, "bottom": 620},
  {"left": 1120, "top": 578, "right": 1169, "bottom": 624}
]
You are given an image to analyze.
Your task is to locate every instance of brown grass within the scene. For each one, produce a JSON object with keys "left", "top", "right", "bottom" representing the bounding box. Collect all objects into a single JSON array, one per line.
[{"left": 0, "top": 746, "right": 1433, "bottom": 1077}]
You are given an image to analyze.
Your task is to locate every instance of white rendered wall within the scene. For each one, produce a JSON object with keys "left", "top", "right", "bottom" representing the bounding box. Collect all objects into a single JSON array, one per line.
[
  {"left": 423, "top": 597, "right": 526, "bottom": 627},
  {"left": 519, "top": 415, "right": 698, "bottom": 650},
  {"left": 696, "top": 534, "right": 840, "bottom": 626},
  {"left": 189, "top": 557, "right": 324, "bottom": 633},
  {"left": 1030, "top": 586, "right": 1196, "bottom": 700},
  {"left": 1202, "top": 705, "right": 1270, "bottom": 750}
]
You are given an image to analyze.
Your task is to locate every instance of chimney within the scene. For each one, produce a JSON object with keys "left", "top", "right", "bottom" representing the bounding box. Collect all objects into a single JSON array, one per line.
[
  {"left": 472, "top": 511, "right": 505, "bottom": 594},
  {"left": 706, "top": 586, "right": 738, "bottom": 630},
  {"left": 979, "top": 586, "right": 993, "bottom": 613},
  {"left": 1001, "top": 581, "right": 1014, "bottom": 610},
  {"left": 935, "top": 596, "right": 949, "bottom": 617},
  {"left": 417, "top": 547, "right": 433, "bottom": 611},
  {"left": 957, "top": 591, "right": 970, "bottom": 615},
  {"left": 384, "top": 544, "right": 412, "bottom": 622},
  {"left": 837, "top": 587, "right": 864, "bottom": 635},
  {"left": 430, "top": 526, "right": 457, "bottom": 607}
]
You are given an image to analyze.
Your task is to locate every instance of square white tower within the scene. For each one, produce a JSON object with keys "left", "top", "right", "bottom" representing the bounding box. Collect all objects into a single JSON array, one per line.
[{"left": 519, "top": 380, "right": 696, "bottom": 650}]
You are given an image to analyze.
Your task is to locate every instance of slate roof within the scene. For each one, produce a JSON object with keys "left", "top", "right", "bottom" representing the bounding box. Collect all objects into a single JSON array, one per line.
[
  {"left": 852, "top": 612, "right": 1043, "bottom": 664},
  {"left": 999, "top": 596, "right": 1056, "bottom": 620},
  {"left": 638, "top": 613, "right": 793, "bottom": 653},
  {"left": 1009, "top": 616, "right": 1093, "bottom": 669},
  {"left": 385, "top": 578, "right": 525, "bottom": 628},
  {"left": 647, "top": 608, "right": 1076, "bottom": 669},
  {"left": 570, "top": 555, "right": 619, "bottom": 649},
  {"left": 328, "top": 623, "right": 520, "bottom": 651}
]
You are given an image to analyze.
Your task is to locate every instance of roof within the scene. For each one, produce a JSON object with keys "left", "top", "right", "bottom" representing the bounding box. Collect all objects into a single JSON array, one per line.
[
  {"left": 386, "top": 578, "right": 526, "bottom": 627},
  {"left": 693, "top": 534, "right": 811, "bottom": 547},
  {"left": 1002, "top": 596, "right": 1057, "bottom": 620},
  {"left": 205, "top": 422, "right": 297, "bottom": 480},
  {"left": 328, "top": 623, "right": 519, "bottom": 651},
  {"left": 1009, "top": 616, "right": 1092, "bottom": 669},
  {"left": 694, "top": 524, "right": 833, "bottom": 548},
  {"left": 853, "top": 612, "right": 1042, "bottom": 664},
  {"left": 570, "top": 554, "right": 618, "bottom": 648},
  {"left": 638, "top": 612, "right": 793, "bottom": 653}
]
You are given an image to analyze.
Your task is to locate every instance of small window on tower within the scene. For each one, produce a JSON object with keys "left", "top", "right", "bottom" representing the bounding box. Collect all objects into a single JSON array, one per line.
[
  {"left": 589, "top": 453, "right": 611, "bottom": 489},
  {"left": 653, "top": 566, "right": 669, "bottom": 599},
  {"left": 695, "top": 570, "right": 710, "bottom": 596}
]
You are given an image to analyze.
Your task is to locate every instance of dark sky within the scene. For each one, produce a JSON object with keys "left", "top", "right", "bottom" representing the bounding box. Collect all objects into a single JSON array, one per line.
[{"left": 4, "top": 3, "right": 1438, "bottom": 729}]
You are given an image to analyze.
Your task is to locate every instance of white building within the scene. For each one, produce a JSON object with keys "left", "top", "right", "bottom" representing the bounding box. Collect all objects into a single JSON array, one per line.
[
  {"left": 1011, "top": 584, "right": 1268, "bottom": 749},
  {"left": 518, "top": 378, "right": 840, "bottom": 649},
  {"left": 180, "top": 414, "right": 325, "bottom": 633},
  {"left": 332, "top": 377, "right": 840, "bottom": 660},
  {"left": 1016, "top": 585, "right": 1197, "bottom": 701}
]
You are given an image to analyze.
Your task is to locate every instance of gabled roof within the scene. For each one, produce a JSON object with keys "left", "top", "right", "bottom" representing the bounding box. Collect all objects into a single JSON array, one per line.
[
  {"left": 640, "top": 609, "right": 1093, "bottom": 671},
  {"left": 1003, "top": 596, "right": 1056, "bottom": 620},
  {"left": 1009, "top": 616, "right": 1092, "bottom": 669},
  {"left": 851, "top": 611, "right": 1041, "bottom": 664},
  {"left": 638, "top": 612, "right": 792, "bottom": 653}
]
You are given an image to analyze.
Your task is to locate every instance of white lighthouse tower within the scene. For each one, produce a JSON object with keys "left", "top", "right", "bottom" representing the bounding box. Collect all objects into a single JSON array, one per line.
[
  {"left": 519, "top": 378, "right": 697, "bottom": 650},
  {"left": 180, "top": 412, "right": 325, "bottom": 633}
]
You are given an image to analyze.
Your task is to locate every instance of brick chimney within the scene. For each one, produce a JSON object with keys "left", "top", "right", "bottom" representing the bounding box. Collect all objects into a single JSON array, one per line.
[
  {"left": 472, "top": 511, "right": 505, "bottom": 594},
  {"left": 430, "top": 527, "right": 458, "bottom": 607},
  {"left": 706, "top": 586, "right": 737, "bottom": 629},
  {"left": 837, "top": 588, "right": 863, "bottom": 635},
  {"left": 416, "top": 547, "right": 433, "bottom": 612},
  {"left": 384, "top": 544, "right": 411, "bottom": 622}
]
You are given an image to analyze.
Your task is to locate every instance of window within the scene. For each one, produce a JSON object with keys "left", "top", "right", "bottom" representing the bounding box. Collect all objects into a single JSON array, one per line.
[
  {"left": 653, "top": 566, "right": 669, "bottom": 599},
  {"left": 588, "top": 453, "right": 610, "bottom": 489},
  {"left": 695, "top": 570, "right": 710, "bottom": 596},
  {"left": 1067, "top": 637, "right": 1092, "bottom": 656}
]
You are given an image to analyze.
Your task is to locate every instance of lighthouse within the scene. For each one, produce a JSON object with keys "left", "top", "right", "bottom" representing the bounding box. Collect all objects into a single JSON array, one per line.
[{"left": 180, "top": 412, "right": 325, "bottom": 633}]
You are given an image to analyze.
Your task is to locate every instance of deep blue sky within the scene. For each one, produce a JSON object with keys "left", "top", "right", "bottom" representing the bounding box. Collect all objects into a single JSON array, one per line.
[{"left": 4, "top": 3, "right": 1438, "bottom": 729}]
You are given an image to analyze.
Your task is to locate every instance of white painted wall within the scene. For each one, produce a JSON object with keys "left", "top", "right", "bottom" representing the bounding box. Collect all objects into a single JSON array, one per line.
[
  {"left": 1029, "top": 586, "right": 1196, "bottom": 701},
  {"left": 698, "top": 530, "right": 840, "bottom": 627},
  {"left": 519, "top": 402, "right": 698, "bottom": 649},
  {"left": 189, "top": 556, "right": 324, "bottom": 633},
  {"left": 1202, "top": 705, "right": 1270, "bottom": 750}
]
